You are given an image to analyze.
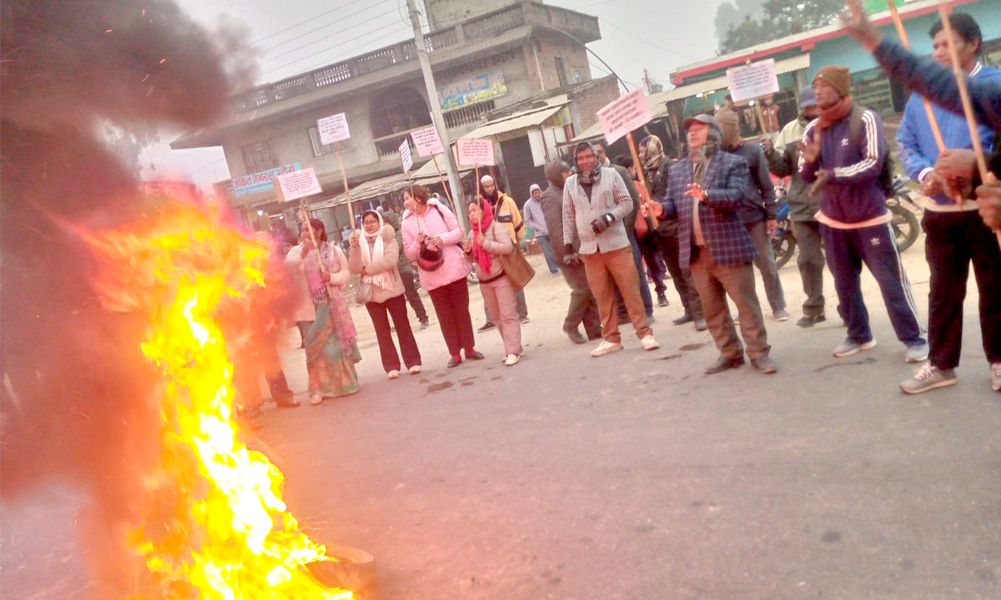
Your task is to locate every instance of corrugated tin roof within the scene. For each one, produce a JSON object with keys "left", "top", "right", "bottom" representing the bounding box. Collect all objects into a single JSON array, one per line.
[
  {"left": 315, "top": 154, "right": 475, "bottom": 208},
  {"left": 462, "top": 104, "right": 565, "bottom": 139},
  {"left": 658, "top": 53, "right": 811, "bottom": 104}
]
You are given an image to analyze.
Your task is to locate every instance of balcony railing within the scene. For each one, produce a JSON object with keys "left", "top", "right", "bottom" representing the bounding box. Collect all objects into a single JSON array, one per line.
[
  {"left": 374, "top": 131, "right": 417, "bottom": 160},
  {"left": 231, "top": 2, "right": 600, "bottom": 114}
]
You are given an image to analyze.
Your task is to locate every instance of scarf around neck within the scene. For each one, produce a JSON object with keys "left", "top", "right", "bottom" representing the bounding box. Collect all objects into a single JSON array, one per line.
[
  {"left": 817, "top": 96, "right": 854, "bottom": 129},
  {"left": 470, "top": 200, "right": 495, "bottom": 275},
  {"left": 359, "top": 211, "right": 394, "bottom": 292},
  {"left": 641, "top": 136, "right": 666, "bottom": 173},
  {"left": 574, "top": 141, "right": 602, "bottom": 185}
]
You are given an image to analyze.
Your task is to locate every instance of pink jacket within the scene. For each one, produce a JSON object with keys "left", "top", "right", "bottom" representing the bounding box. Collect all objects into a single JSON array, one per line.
[{"left": 401, "top": 200, "right": 470, "bottom": 292}]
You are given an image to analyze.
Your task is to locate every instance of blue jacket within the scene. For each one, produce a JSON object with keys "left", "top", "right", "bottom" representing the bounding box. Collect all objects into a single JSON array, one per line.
[
  {"left": 799, "top": 106, "right": 888, "bottom": 224},
  {"left": 896, "top": 62, "right": 1001, "bottom": 207},
  {"left": 874, "top": 40, "right": 1001, "bottom": 132},
  {"left": 666, "top": 151, "right": 756, "bottom": 269}
]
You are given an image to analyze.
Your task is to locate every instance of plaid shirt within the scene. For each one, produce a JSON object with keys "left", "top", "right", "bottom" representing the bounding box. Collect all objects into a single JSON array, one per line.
[{"left": 667, "top": 151, "right": 757, "bottom": 268}]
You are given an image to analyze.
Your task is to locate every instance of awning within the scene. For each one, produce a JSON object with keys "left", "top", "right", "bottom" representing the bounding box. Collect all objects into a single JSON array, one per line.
[
  {"left": 462, "top": 104, "right": 565, "bottom": 139},
  {"left": 314, "top": 155, "right": 475, "bottom": 209},
  {"left": 658, "top": 54, "right": 811, "bottom": 104}
]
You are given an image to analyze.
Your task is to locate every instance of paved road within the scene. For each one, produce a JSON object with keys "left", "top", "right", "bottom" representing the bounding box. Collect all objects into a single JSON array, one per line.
[{"left": 4, "top": 236, "right": 1000, "bottom": 599}]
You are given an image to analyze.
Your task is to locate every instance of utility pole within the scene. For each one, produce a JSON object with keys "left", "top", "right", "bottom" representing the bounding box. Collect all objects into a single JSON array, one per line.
[{"left": 405, "top": 0, "right": 467, "bottom": 226}]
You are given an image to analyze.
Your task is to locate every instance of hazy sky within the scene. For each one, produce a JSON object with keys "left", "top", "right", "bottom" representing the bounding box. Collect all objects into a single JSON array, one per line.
[{"left": 146, "top": 0, "right": 728, "bottom": 189}]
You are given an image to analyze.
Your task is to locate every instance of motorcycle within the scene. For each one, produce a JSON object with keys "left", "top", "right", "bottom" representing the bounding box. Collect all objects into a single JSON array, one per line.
[
  {"left": 887, "top": 174, "right": 921, "bottom": 253},
  {"left": 770, "top": 184, "right": 797, "bottom": 269}
]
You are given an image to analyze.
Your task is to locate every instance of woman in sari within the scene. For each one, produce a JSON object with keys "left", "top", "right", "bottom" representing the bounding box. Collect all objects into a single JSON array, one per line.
[{"left": 287, "top": 218, "right": 361, "bottom": 404}]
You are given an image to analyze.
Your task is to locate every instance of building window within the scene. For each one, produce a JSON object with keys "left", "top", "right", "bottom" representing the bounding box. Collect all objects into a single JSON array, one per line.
[
  {"left": 370, "top": 87, "right": 432, "bottom": 140},
  {"left": 309, "top": 127, "right": 332, "bottom": 157},
  {"left": 241, "top": 140, "right": 279, "bottom": 173},
  {"left": 571, "top": 67, "right": 588, "bottom": 84},
  {"left": 554, "top": 57, "right": 567, "bottom": 87}
]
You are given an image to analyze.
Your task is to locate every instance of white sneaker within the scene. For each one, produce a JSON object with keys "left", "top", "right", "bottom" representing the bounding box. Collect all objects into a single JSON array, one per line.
[
  {"left": 904, "top": 342, "right": 929, "bottom": 364},
  {"left": 387, "top": 370, "right": 400, "bottom": 380},
  {"left": 504, "top": 354, "right": 520, "bottom": 366},
  {"left": 309, "top": 394, "right": 323, "bottom": 406},
  {"left": 900, "top": 362, "right": 957, "bottom": 395},
  {"left": 641, "top": 335, "right": 660, "bottom": 351},
  {"left": 991, "top": 363, "right": 1001, "bottom": 392},
  {"left": 409, "top": 365, "right": 422, "bottom": 375},
  {"left": 832, "top": 338, "right": 877, "bottom": 358},
  {"left": 591, "top": 341, "right": 624, "bottom": 358}
]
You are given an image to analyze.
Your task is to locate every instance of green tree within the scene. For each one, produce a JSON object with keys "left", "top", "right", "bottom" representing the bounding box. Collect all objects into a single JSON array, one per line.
[{"left": 716, "top": 0, "right": 848, "bottom": 54}]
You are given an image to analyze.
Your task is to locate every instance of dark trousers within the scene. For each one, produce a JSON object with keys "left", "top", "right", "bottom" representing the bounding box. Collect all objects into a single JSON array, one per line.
[
  {"left": 793, "top": 220, "right": 826, "bottom": 317},
  {"left": 822, "top": 222, "right": 925, "bottom": 346},
  {"left": 638, "top": 234, "right": 667, "bottom": 295},
  {"left": 745, "top": 220, "right": 786, "bottom": 313},
  {"left": 616, "top": 232, "right": 654, "bottom": 321},
  {"left": 427, "top": 277, "right": 476, "bottom": 357},
  {"left": 483, "top": 287, "right": 527, "bottom": 322},
  {"left": 560, "top": 261, "right": 602, "bottom": 338},
  {"left": 366, "top": 294, "right": 422, "bottom": 372},
  {"left": 653, "top": 225, "right": 704, "bottom": 319},
  {"left": 923, "top": 210, "right": 1001, "bottom": 369},
  {"left": 296, "top": 321, "right": 313, "bottom": 346},
  {"left": 399, "top": 269, "right": 428, "bottom": 324},
  {"left": 690, "top": 246, "right": 770, "bottom": 359}
]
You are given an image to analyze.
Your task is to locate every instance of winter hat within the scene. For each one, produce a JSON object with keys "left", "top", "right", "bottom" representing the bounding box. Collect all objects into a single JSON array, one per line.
[
  {"left": 529, "top": 183, "right": 541, "bottom": 195},
  {"left": 813, "top": 65, "right": 852, "bottom": 98},
  {"left": 798, "top": 85, "right": 817, "bottom": 108},
  {"left": 715, "top": 108, "right": 742, "bottom": 148},
  {"left": 682, "top": 113, "right": 723, "bottom": 157},
  {"left": 545, "top": 159, "right": 570, "bottom": 188}
]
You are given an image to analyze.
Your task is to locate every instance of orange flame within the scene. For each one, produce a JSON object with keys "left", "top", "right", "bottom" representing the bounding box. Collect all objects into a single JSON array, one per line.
[{"left": 85, "top": 204, "right": 353, "bottom": 599}]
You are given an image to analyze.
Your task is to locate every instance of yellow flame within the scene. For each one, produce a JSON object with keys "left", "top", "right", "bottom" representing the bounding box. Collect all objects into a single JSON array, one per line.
[{"left": 86, "top": 205, "right": 353, "bottom": 600}]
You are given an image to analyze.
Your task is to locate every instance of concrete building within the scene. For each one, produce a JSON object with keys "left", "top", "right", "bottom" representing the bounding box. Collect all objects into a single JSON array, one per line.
[{"left": 174, "top": 0, "right": 613, "bottom": 232}]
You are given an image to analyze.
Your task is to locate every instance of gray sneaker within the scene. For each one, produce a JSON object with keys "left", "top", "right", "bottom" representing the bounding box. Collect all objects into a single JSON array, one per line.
[
  {"left": 832, "top": 338, "right": 877, "bottom": 358},
  {"left": 904, "top": 342, "right": 929, "bottom": 364},
  {"left": 900, "top": 362, "right": 957, "bottom": 395},
  {"left": 992, "top": 363, "right": 1001, "bottom": 392}
]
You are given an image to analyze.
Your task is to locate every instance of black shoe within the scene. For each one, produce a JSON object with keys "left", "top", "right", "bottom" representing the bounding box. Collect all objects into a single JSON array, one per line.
[
  {"left": 465, "top": 350, "right": 485, "bottom": 361},
  {"left": 694, "top": 318, "right": 708, "bottom": 331},
  {"left": 673, "top": 313, "right": 694, "bottom": 326},
  {"left": 657, "top": 293, "right": 669, "bottom": 307},
  {"left": 564, "top": 326, "right": 587, "bottom": 345},
  {"left": 478, "top": 322, "right": 496, "bottom": 332},
  {"left": 447, "top": 356, "right": 462, "bottom": 368},
  {"left": 751, "top": 355, "right": 778, "bottom": 374},
  {"left": 704, "top": 355, "right": 745, "bottom": 375},
  {"left": 797, "top": 314, "right": 826, "bottom": 328}
]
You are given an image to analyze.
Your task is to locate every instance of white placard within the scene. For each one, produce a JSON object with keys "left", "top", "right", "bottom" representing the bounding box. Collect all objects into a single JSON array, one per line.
[
  {"left": 596, "top": 87, "right": 653, "bottom": 145},
  {"left": 317, "top": 113, "right": 351, "bottom": 145},
  {"left": 277, "top": 167, "right": 322, "bottom": 202},
  {"left": 726, "top": 59, "right": 780, "bottom": 102},
  {"left": 456, "top": 138, "right": 496, "bottom": 166},
  {"left": 400, "top": 139, "right": 413, "bottom": 173},
  {"left": 411, "top": 125, "right": 445, "bottom": 157}
]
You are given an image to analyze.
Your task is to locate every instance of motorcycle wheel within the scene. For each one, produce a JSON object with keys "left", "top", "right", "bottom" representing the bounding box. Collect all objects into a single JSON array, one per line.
[
  {"left": 772, "top": 230, "right": 797, "bottom": 269},
  {"left": 888, "top": 202, "right": 920, "bottom": 252}
]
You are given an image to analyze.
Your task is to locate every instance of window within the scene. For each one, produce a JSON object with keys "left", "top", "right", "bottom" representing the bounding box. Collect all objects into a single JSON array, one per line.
[
  {"left": 370, "top": 87, "right": 432, "bottom": 139},
  {"left": 554, "top": 57, "right": 567, "bottom": 88},
  {"left": 527, "top": 127, "right": 568, "bottom": 167},
  {"left": 309, "top": 127, "right": 333, "bottom": 157},
  {"left": 571, "top": 67, "right": 588, "bottom": 84},
  {"left": 241, "top": 140, "right": 279, "bottom": 173}
]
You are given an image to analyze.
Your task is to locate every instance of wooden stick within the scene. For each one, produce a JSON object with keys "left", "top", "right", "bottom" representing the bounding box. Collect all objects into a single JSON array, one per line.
[
  {"left": 431, "top": 154, "right": 455, "bottom": 208},
  {"left": 626, "top": 132, "right": 659, "bottom": 229},
  {"left": 936, "top": 1, "right": 1001, "bottom": 245},
  {"left": 886, "top": 1, "right": 960, "bottom": 206},
  {"left": 474, "top": 164, "right": 482, "bottom": 231},
  {"left": 335, "top": 141, "right": 355, "bottom": 233}
]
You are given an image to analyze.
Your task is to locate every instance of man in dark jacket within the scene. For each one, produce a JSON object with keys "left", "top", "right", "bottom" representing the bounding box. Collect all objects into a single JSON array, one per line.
[
  {"left": 383, "top": 209, "right": 429, "bottom": 329},
  {"left": 799, "top": 65, "right": 928, "bottom": 364},
  {"left": 642, "top": 135, "right": 707, "bottom": 330},
  {"left": 717, "top": 109, "right": 788, "bottom": 321},
  {"left": 540, "top": 159, "right": 601, "bottom": 344},
  {"left": 764, "top": 87, "right": 826, "bottom": 327},
  {"left": 668, "top": 114, "right": 777, "bottom": 375}
]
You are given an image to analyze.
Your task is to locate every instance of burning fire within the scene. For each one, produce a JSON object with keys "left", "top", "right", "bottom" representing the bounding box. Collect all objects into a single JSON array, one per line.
[{"left": 84, "top": 204, "right": 353, "bottom": 600}]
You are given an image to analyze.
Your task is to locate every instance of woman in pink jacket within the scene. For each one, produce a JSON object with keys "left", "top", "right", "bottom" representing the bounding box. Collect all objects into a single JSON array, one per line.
[{"left": 401, "top": 185, "right": 482, "bottom": 368}]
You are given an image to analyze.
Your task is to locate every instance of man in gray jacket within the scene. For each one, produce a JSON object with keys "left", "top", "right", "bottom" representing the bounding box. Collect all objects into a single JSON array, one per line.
[
  {"left": 562, "top": 142, "right": 659, "bottom": 357},
  {"left": 540, "top": 160, "right": 601, "bottom": 344}
]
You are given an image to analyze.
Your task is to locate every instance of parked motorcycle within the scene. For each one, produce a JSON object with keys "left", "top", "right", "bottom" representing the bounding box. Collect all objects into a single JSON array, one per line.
[{"left": 887, "top": 174, "right": 921, "bottom": 253}]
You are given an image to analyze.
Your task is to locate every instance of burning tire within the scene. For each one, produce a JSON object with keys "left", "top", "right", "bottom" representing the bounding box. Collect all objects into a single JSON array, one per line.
[{"left": 308, "top": 544, "right": 377, "bottom": 599}]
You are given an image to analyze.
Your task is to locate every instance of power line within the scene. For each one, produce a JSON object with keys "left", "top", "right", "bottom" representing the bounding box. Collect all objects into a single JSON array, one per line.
[
  {"left": 259, "top": 0, "right": 395, "bottom": 55},
  {"left": 264, "top": 22, "right": 412, "bottom": 77},
  {"left": 600, "top": 18, "right": 697, "bottom": 61},
  {"left": 253, "top": 0, "right": 373, "bottom": 44},
  {"left": 294, "top": 27, "right": 413, "bottom": 75},
  {"left": 262, "top": 6, "right": 403, "bottom": 63}
]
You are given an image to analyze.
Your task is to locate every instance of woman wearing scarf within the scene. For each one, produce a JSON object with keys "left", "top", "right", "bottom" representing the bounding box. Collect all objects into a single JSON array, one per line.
[
  {"left": 288, "top": 219, "right": 361, "bottom": 404},
  {"left": 349, "top": 210, "right": 422, "bottom": 379},
  {"left": 462, "top": 200, "right": 522, "bottom": 366}
]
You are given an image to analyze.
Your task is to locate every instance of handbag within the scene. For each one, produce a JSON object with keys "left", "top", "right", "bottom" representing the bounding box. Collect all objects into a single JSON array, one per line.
[
  {"left": 355, "top": 280, "right": 373, "bottom": 305},
  {"left": 497, "top": 244, "right": 535, "bottom": 291},
  {"left": 417, "top": 241, "right": 444, "bottom": 271}
]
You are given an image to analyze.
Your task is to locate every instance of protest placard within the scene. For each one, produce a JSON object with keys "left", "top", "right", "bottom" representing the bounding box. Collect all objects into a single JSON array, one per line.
[
  {"left": 726, "top": 59, "right": 780, "bottom": 102},
  {"left": 411, "top": 125, "right": 445, "bottom": 157},
  {"left": 597, "top": 88, "right": 653, "bottom": 144},
  {"left": 456, "top": 138, "right": 495, "bottom": 166},
  {"left": 400, "top": 139, "right": 413, "bottom": 173},
  {"left": 317, "top": 113, "right": 351, "bottom": 145},
  {"left": 276, "top": 167, "right": 322, "bottom": 202}
]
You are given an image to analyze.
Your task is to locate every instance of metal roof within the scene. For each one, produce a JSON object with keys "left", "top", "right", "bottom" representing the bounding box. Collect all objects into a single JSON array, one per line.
[
  {"left": 314, "top": 154, "right": 475, "bottom": 208},
  {"left": 462, "top": 104, "right": 565, "bottom": 139},
  {"left": 657, "top": 53, "right": 812, "bottom": 105}
]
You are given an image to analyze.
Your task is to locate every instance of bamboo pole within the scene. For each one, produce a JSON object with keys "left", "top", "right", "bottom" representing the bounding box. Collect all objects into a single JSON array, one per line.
[
  {"left": 335, "top": 141, "right": 355, "bottom": 233},
  {"left": 935, "top": 0, "right": 1001, "bottom": 246},
  {"left": 431, "top": 154, "right": 455, "bottom": 208}
]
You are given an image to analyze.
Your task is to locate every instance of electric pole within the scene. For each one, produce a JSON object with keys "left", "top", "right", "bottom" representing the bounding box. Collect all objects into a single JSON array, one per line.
[{"left": 405, "top": 0, "right": 467, "bottom": 226}]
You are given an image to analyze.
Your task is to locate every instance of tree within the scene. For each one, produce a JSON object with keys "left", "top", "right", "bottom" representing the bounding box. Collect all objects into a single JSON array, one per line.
[{"left": 716, "top": 0, "right": 846, "bottom": 54}]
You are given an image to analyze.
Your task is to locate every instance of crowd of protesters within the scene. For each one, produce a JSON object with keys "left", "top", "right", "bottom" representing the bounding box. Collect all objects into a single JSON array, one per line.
[{"left": 243, "top": 5, "right": 1001, "bottom": 414}]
